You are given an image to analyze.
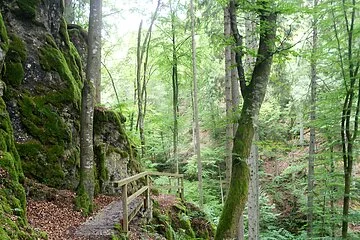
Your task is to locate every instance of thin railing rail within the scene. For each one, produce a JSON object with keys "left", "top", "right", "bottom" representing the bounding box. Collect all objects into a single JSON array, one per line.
[{"left": 112, "top": 171, "right": 184, "bottom": 233}]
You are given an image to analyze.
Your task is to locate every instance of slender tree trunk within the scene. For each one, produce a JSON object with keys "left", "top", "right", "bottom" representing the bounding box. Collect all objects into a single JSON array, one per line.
[
  {"left": 170, "top": 0, "right": 179, "bottom": 173},
  {"left": 307, "top": 0, "right": 318, "bottom": 237},
  {"left": 215, "top": 1, "right": 277, "bottom": 238},
  {"left": 330, "top": 144, "right": 335, "bottom": 239},
  {"left": 244, "top": 6, "right": 260, "bottom": 240},
  {"left": 135, "top": 1, "right": 160, "bottom": 158},
  {"left": 247, "top": 132, "right": 259, "bottom": 240},
  {"left": 136, "top": 20, "right": 145, "bottom": 157},
  {"left": 78, "top": 0, "right": 102, "bottom": 214},
  {"left": 231, "top": 50, "right": 240, "bottom": 129},
  {"left": 224, "top": 7, "right": 233, "bottom": 194},
  {"left": 190, "top": 0, "right": 203, "bottom": 209},
  {"left": 102, "top": 62, "right": 120, "bottom": 106},
  {"left": 330, "top": 1, "right": 359, "bottom": 238}
]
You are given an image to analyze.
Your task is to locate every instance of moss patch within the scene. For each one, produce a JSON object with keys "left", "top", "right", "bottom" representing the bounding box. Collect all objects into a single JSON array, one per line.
[
  {"left": 16, "top": 140, "right": 66, "bottom": 187},
  {"left": 15, "top": 93, "right": 79, "bottom": 187},
  {"left": 16, "top": 0, "right": 40, "bottom": 19},
  {"left": 18, "top": 95, "right": 71, "bottom": 145},
  {"left": 3, "top": 62, "right": 24, "bottom": 87},
  {"left": 59, "top": 17, "right": 84, "bottom": 88},
  {"left": 94, "top": 107, "right": 126, "bottom": 136},
  {"left": 3, "top": 34, "right": 27, "bottom": 87},
  {"left": 7, "top": 34, "right": 26, "bottom": 62},
  {"left": 0, "top": 13, "right": 9, "bottom": 51},
  {"left": 94, "top": 144, "right": 108, "bottom": 194},
  {"left": 38, "top": 42, "right": 82, "bottom": 104},
  {"left": 75, "top": 179, "right": 93, "bottom": 216},
  {"left": 151, "top": 200, "right": 214, "bottom": 239}
]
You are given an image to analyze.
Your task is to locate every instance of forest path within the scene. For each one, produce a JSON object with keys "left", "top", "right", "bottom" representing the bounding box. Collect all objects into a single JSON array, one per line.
[{"left": 74, "top": 199, "right": 142, "bottom": 239}]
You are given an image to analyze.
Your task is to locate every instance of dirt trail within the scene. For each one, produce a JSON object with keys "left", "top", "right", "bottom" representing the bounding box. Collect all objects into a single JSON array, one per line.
[{"left": 74, "top": 199, "right": 142, "bottom": 239}]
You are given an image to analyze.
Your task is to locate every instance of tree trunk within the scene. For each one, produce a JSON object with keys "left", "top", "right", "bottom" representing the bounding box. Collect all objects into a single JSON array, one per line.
[
  {"left": 330, "top": 144, "right": 335, "bottom": 239},
  {"left": 231, "top": 50, "right": 240, "bottom": 130},
  {"left": 190, "top": 0, "right": 203, "bottom": 209},
  {"left": 215, "top": 1, "right": 277, "bottom": 238},
  {"left": 77, "top": 0, "right": 102, "bottom": 214},
  {"left": 224, "top": 7, "right": 233, "bottom": 194},
  {"left": 170, "top": 0, "right": 179, "bottom": 173},
  {"left": 244, "top": 6, "right": 259, "bottom": 240},
  {"left": 307, "top": 0, "right": 318, "bottom": 237},
  {"left": 136, "top": 20, "right": 145, "bottom": 157},
  {"left": 330, "top": 1, "right": 359, "bottom": 238},
  {"left": 135, "top": 1, "right": 160, "bottom": 158},
  {"left": 247, "top": 132, "right": 259, "bottom": 240}
]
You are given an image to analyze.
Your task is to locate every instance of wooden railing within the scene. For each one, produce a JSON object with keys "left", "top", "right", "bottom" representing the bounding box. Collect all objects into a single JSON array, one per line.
[{"left": 112, "top": 171, "right": 184, "bottom": 233}]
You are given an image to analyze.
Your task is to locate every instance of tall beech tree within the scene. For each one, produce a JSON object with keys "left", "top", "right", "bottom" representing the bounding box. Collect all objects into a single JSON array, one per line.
[
  {"left": 77, "top": 0, "right": 102, "bottom": 214},
  {"left": 224, "top": 6, "right": 233, "bottom": 195},
  {"left": 329, "top": 0, "right": 360, "bottom": 237},
  {"left": 170, "top": 0, "right": 180, "bottom": 173},
  {"left": 215, "top": 0, "right": 277, "bottom": 238},
  {"left": 190, "top": 0, "right": 204, "bottom": 209},
  {"left": 307, "top": 0, "right": 318, "bottom": 237}
]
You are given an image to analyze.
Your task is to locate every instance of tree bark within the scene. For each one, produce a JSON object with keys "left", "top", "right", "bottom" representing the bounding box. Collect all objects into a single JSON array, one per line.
[
  {"left": 244, "top": 5, "right": 259, "bottom": 240},
  {"left": 190, "top": 0, "right": 203, "bottom": 208},
  {"left": 78, "top": 0, "right": 102, "bottom": 214},
  {"left": 170, "top": 0, "right": 179, "bottom": 173},
  {"left": 215, "top": 1, "right": 277, "bottom": 238},
  {"left": 224, "top": 7, "right": 233, "bottom": 194},
  {"left": 247, "top": 132, "right": 259, "bottom": 240},
  {"left": 136, "top": 20, "right": 145, "bottom": 157},
  {"left": 307, "top": 0, "right": 318, "bottom": 237}
]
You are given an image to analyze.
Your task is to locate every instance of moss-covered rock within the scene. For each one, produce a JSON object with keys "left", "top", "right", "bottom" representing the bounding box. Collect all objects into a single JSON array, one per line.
[
  {"left": 0, "top": 98, "right": 45, "bottom": 239},
  {"left": 38, "top": 41, "right": 82, "bottom": 105},
  {"left": 93, "top": 107, "right": 141, "bottom": 194},
  {"left": 151, "top": 199, "right": 214, "bottom": 240},
  {"left": 1, "top": 0, "right": 138, "bottom": 200}
]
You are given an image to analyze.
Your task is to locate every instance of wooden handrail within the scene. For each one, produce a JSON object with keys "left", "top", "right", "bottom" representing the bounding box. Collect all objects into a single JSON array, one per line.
[
  {"left": 149, "top": 171, "right": 183, "bottom": 177},
  {"left": 112, "top": 171, "right": 185, "bottom": 234},
  {"left": 113, "top": 171, "right": 148, "bottom": 187}
]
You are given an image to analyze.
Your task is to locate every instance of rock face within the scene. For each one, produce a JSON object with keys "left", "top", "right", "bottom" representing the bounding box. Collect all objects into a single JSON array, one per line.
[
  {"left": 94, "top": 108, "right": 140, "bottom": 194},
  {"left": 0, "top": 10, "right": 44, "bottom": 240},
  {"left": 0, "top": 0, "right": 137, "bottom": 192}
]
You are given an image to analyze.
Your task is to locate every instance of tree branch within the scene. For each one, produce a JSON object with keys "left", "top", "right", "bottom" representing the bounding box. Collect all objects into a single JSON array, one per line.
[{"left": 228, "top": 0, "right": 247, "bottom": 98}]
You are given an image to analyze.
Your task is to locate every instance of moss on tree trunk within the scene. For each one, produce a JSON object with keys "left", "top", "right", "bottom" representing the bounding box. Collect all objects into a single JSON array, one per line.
[
  {"left": 215, "top": 1, "right": 277, "bottom": 238},
  {"left": 215, "top": 103, "right": 253, "bottom": 239}
]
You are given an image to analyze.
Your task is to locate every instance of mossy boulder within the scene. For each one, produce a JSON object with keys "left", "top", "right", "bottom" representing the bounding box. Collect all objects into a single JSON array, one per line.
[
  {"left": 94, "top": 107, "right": 140, "bottom": 194},
  {"left": 0, "top": 0, "right": 84, "bottom": 188},
  {"left": 151, "top": 199, "right": 214, "bottom": 239}
]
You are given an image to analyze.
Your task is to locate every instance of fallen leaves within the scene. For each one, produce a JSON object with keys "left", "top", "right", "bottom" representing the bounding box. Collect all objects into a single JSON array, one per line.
[{"left": 26, "top": 182, "right": 119, "bottom": 240}]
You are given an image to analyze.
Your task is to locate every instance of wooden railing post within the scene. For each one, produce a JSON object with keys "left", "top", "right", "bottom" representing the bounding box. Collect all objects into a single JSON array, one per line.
[
  {"left": 145, "top": 174, "right": 152, "bottom": 220},
  {"left": 122, "top": 183, "right": 128, "bottom": 233},
  {"left": 168, "top": 177, "right": 172, "bottom": 194}
]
